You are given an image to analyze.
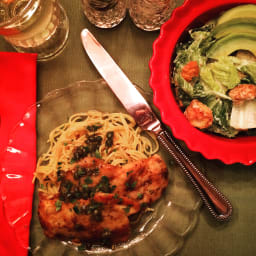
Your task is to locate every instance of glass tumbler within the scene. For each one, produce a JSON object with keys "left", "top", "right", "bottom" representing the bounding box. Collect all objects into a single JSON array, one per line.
[
  {"left": 0, "top": 0, "right": 69, "bottom": 61},
  {"left": 129, "top": 0, "right": 176, "bottom": 31},
  {"left": 81, "top": 0, "right": 127, "bottom": 28}
]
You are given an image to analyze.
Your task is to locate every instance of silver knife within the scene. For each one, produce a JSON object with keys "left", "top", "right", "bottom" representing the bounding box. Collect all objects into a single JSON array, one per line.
[{"left": 81, "top": 28, "right": 232, "bottom": 221}]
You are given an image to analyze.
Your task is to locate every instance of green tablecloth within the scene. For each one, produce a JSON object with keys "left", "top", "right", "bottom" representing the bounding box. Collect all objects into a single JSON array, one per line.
[{"left": 1, "top": 0, "right": 256, "bottom": 255}]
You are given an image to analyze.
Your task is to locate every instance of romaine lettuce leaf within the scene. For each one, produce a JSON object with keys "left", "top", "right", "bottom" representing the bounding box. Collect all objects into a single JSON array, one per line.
[
  {"left": 210, "top": 57, "right": 240, "bottom": 89},
  {"left": 175, "top": 86, "right": 192, "bottom": 108},
  {"left": 200, "top": 57, "right": 240, "bottom": 96},
  {"left": 173, "top": 26, "right": 214, "bottom": 97},
  {"left": 230, "top": 100, "right": 256, "bottom": 129},
  {"left": 173, "top": 72, "right": 194, "bottom": 97},
  {"left": 207, "top": 98, "right": 238, "bottom": 138},
  {"left": 192, "top": 83, "right": 237, "bottom": 137},
  {"left": 200, "top": 66, "right": 227, "bottom": 95},
  {"left": 208, "top": 123, "right": 238, "bottom": 138},
  {"left": 193, "top": 80, "right": 231, "bottom": 100},
  {"left": 174, "top": 25, "right": 213, "bottom": 68},
  {"left": 240, "top": 63, "right": 256, "bottom": 84}
]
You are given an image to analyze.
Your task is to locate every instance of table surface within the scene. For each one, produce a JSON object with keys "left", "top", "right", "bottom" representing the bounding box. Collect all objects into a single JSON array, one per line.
[{"left": 1, "top": 0, "right": 256, "bottom": 255}]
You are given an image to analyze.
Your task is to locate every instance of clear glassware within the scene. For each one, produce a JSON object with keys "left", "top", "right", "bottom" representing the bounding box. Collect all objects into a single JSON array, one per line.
[
  {"left": 129, "top": 0, "right": 177, "bottom": 31},
  {"left": 0, "top": 0, "right": 69, "bottom": 61},
  {"left": 1, "top": 79, "right": 201, "bottom": 256},
  {"left": 81, "top": 0, "right": 127, "bottom": 28}
]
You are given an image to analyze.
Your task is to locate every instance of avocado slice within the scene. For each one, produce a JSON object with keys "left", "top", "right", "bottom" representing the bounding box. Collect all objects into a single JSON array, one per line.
[
  {"left": 217, "top": 4, "right": 256, "bottom": 25},
  {"left": 213, "top": 18, "right": 256, "bottom": 38},
  {"left": 207, "top": 33, "right": 256, "bottom": 58}
]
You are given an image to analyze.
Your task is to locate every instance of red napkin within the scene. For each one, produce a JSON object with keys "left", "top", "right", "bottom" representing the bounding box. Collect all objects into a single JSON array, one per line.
[{"left": 0, "top": 52, "right": 37, "bottom": 256}]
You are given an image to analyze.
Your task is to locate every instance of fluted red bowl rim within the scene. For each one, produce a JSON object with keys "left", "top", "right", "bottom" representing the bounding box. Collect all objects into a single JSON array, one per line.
[{"left": 149, "top": 0, "right": 256, "bottom": 165}]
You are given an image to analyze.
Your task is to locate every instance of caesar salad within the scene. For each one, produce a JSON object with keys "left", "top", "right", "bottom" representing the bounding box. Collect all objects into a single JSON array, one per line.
[{"left": 172, "top": 4, "right": 256, "bottom": 138}]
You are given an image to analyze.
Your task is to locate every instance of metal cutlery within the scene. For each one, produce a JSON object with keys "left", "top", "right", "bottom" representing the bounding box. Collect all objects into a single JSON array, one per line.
[{"left": 81, "top": 28, "right": 233, "bottom": 221}]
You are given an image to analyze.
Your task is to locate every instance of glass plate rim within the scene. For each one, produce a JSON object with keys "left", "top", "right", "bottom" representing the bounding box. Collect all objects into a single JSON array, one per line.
[{"left": 1, "top": 79, "right": 202, "bottom": 256}]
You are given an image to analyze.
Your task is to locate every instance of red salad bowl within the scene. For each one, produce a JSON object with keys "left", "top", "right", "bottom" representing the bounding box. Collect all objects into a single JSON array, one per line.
[{"left": 149, "top": 0, "right": 256, "bottom": 165}]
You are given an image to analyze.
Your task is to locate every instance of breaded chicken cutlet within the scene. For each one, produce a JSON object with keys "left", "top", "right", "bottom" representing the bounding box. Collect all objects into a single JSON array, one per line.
[{"left": 38, "top": 154, "right": 168, "bottom": 246}]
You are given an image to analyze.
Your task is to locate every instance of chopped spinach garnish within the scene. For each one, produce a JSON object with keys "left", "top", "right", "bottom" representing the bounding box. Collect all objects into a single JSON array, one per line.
[
  {"left": 113, "top": 193, "right": 119, "bottom": 199},
  {"left": 105, "top": 131, "right": 114, "bottom": 148},
  {"left": 86, "top": 134, "right": 103, "bottom": 153},
  {"left": 70, "top": 198, "right": 77, "bottom": 203},
  {"left": 77, "top": 244, "right": 86, "bottom": 251},
  {"left": 57, "top": 170, "right": 65, "bottom": 181},
  {"left": 73, "top": 205, "right": 80, "bottom": 214},
  {"left": 137, "top": 193, "right": 144, "bottom": 200},
  {"left": 102, "top": 228, "right": 111, "bottom": 238},
  {"left": 82, "top": 185, "right": 95, "bottom": 200},
  {"left": 85, "top": 200, "right": 103, "bottom": 222},
  {"left": 71, "top": 146, "right": 90, "bottom": 163},
  {"left": 70, "top": 158, "right": 76, "bottom": 164},
  {"left": 82, "top": 184, "right": 89, "bottom": 190},
  {"left": 140, "top": 202, "right": 148, "bottom": 209},
  {"left": 123, "top": 206, "right": 131, "bottom": 214},
  {"left": 74, "top": 166, "right": 100, "bottom": 180},
  {"left": 96, "top": 176, "right": 116, "bottom": 193},
  {"left": 84, "top": 177, "right": 93, "bottom": 184},
  {"left": 55, "top": 200, "right": 62, "bottom": 212},
  {"left": 95, "top": 150, "right": 101, "bottom": 159},
  {"left": 59, "top": 180, "right": 73, "bottom": 200},
  {"left": 118, "top": 197, "right": 123, "bottom": 204},
  {"left": 88, "top": 167, "right": 100, "bottom": 176},
  {"left": 73, "top": 186, "right": 82, "bottom": 199},
  {"left": 126, "top": 170, "right": 133, "bottom": 176},
  {"left": 125, "top": 179, "right": 137, "bottom": 191},
  {"left": 74, "top": 166, "right": 87, "bottom": 180},
  {"left": 87, "top": 124, "right": 102, "bottom": 132}
]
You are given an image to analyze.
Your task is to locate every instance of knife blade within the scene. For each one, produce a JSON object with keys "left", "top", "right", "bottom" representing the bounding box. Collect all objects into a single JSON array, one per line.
[{"left": 81, "top": 28, "right": 232, "bottom": 221}]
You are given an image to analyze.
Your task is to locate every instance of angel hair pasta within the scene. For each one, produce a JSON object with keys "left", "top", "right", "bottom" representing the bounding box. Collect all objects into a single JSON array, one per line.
[{"left": 34, "top": 110, "right": 159, "bottom": 194}]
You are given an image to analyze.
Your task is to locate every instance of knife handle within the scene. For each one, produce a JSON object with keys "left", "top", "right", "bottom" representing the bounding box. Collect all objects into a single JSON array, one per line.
[{"left": 157, "top": 130, "right": 232, "bottom": 221}]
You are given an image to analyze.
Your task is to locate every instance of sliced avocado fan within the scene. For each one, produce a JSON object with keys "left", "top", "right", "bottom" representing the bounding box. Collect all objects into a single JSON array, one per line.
[
  {"left": 217, "top": 4, "right": 256, "bottom": 25},
  {"left": 213, "top": 18, "right": 256, "bottom": 39},
  {"left": 207, "top": 33, "right": 256, "bottom": 58}
]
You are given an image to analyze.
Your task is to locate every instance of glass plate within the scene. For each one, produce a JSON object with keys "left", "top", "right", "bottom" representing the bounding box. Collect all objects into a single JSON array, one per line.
[{"left": 1, "top": 80, "right": 201, "bottom": 256}]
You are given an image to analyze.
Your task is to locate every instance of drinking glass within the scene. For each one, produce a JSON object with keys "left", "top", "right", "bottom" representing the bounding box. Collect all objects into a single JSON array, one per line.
[
  {"left": 129, "top": 0, "right": 176, "bottom": 31},
  {"left": 81, "top": 0, "right": 127, "bottom": 28},
  {"left": 0, "top": 0, "right": 69, "bottom": 61}
]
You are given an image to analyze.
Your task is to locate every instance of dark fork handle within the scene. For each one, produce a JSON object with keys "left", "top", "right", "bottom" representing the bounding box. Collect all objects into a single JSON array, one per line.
[{"left": 157, "top": 130, "right": 232, "bottom": 221}]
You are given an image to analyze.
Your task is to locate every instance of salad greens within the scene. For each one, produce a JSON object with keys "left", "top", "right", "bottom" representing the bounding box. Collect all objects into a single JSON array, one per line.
[
  {"left": 240, "top": 63, "right": 256, "bottom": 83},
  {"left": 173, "top": 23, "right": 256, "bottom": 138},
  {"left": 202, "top": 57, "right": 240, "bottom": 90}
]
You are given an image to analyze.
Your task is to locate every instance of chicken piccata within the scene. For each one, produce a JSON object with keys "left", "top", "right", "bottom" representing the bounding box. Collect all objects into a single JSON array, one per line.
[{"left": 38, "top": 154, "right": 168, "bottom": 246}]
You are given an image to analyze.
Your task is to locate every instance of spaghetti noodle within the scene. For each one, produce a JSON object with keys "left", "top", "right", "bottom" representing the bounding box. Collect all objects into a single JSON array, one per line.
[{"left": 35, "top": 110, "right": 159, "bottom": 194}]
